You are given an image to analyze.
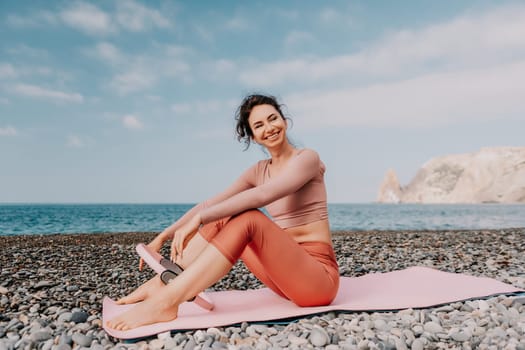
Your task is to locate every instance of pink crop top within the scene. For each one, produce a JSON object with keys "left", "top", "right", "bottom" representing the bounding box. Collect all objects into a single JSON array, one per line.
[{"left": 173, "top": 149, "right": 328, "bottom": 230}]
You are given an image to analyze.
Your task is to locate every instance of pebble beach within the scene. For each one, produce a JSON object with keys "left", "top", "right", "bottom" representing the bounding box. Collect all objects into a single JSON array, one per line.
[{"left": 1, "top": 229, "right": 524, "bottom": 350}]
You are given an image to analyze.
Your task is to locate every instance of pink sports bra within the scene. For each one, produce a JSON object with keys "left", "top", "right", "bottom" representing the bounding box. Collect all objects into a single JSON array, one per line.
[{"left": 171, "top": 149, "right": 329, "bottom": 230}]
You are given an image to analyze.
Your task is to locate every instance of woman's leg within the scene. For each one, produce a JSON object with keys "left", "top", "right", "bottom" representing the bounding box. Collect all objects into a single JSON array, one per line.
[
  {"left": 115, "top": 219, "right": 228, "bottom": 305},
  {"left": 205, "top": 210, "right": 339, "bottom": 307},
  {"left": 107, "top": 243, "right": 232, "bottom": 330},
  {"left": 116, "top": 275, "right": 164, "bottom": 304},
  {"left": 107, "top": 210, "right": 338, "bottom": 329}
]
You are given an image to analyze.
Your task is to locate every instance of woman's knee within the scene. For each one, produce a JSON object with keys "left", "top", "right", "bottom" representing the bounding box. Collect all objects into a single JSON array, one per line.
[
  {"left": 229, "top": 209, "right": 268, "bottom": 229},
  {"left": 199, "top": 216, "right": 232, "bottom": 241}
]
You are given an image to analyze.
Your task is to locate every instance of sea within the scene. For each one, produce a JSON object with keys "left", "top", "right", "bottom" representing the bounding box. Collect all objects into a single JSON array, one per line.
[{"left": 1, "top": 203, "right": 525, "bottom": 236}]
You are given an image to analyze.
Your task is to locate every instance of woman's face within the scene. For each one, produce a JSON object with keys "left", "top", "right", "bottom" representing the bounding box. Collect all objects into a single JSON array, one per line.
[{"left": 248, "top": 104, "right": 287, "bottom": 148}]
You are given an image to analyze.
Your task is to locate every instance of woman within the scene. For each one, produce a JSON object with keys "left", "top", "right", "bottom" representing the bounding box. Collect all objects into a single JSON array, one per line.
[{"left": 107, "top": 94, "right": 339, "bottom": 330}]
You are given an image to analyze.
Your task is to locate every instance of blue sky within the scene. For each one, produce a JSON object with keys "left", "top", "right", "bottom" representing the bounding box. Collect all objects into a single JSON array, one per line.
[{"left": 1, "top": 1, "right": 524, "bottom": 203}]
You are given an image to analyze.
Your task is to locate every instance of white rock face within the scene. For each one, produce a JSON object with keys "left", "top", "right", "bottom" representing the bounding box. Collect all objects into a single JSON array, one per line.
[
  {"left": 377, "top": 169, "right": 402, "bottom": 203},
  {"left": 377, "top": 147, "right": 525, "bottom": 203}
]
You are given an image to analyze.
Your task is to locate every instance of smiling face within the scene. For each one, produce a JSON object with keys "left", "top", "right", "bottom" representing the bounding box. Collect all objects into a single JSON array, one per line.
[{"left": 248, "top": 104, "right": 288, "bottom": 148}]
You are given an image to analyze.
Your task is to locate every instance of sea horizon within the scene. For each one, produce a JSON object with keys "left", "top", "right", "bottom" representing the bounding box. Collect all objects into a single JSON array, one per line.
[{"left": 1, "top": 203, "right": 525, "bottom": 236}]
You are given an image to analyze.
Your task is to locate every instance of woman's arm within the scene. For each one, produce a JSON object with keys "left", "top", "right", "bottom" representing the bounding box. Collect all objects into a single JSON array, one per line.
[
  {"left": 157, "top": 164, "right": 257, "bottom": 241},
  {"left": 199, "top": 149, "right": 321, "bottom": 224}
]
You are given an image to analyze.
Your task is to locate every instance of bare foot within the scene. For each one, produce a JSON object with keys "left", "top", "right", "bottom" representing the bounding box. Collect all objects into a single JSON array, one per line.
[
  {"left": 116, "top": 275, "right": 164, "bottom": 305},
  {"left": 106, "top": 291, "right": 179, "bottom": 330}
]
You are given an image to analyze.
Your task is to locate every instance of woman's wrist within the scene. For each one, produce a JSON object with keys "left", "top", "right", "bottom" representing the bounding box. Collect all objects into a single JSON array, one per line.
[
  {"left": 160, "top": 225, "right": 175, "bottom": 240},
  {"left": 196, "top": 213, "right": 202, "bottom": 225}
]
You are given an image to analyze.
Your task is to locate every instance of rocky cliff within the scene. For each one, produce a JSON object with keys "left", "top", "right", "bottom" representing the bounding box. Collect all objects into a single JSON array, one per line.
[{"left": 377, "top": 147, "right": 525, "bottom": 203}]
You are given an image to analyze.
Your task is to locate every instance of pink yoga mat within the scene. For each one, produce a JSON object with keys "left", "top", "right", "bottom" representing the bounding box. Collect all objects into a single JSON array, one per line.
[{"left": 102, "top": 266, "right": 523, "bottom": 340}]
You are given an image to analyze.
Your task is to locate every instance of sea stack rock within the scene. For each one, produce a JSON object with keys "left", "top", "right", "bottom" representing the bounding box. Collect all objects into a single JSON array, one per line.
[
  {"left": 377, "top": 147, "right": 525, "bottom": 203},
  {"left": 377, "top": 168, "right": 402, "bottom": 203}
]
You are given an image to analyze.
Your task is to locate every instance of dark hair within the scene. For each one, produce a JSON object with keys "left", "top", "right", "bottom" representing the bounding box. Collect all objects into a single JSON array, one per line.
[{"left": 235, "top": 94, "right": 290, "bottom": 150}]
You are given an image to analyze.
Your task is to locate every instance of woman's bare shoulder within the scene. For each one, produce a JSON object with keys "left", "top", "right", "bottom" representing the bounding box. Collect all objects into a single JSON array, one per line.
[{"left": 296, "top": 148, "right": 320, "bottom": 161}]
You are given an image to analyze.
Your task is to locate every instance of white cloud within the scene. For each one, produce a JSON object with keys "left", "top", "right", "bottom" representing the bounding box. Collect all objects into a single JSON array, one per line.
[
  {"left": 273, "top": 9, "right": 299, "bottom": 21},
  {"left": 110, "top": 69, "right": 156, "bottom": 95},
  {"left": 193, "top": 24, "right": 214, "bottom": 42},
  {"left": 0, "top": 63, "right": 17, "bottom": 79},
  {"left": 239, "top": 4, "right": 525, "bottom": 87},
  {"left": 319, "top": 8, "right": 341, "bottom": 23},
  {"left": 7, "top": 1, "right": 170, "bottom": 36},
  {"left": 284, "top": 31, "right": 315, "bottom": 48},
  {"left": 171, "top": 103, "right": 192, "bottom": 114},
  {"left": 225, "top": 15, "right": 250, "bottom": 30},
  {"left": 6, "top": 14, "right": 36, "bottom": 28},
  {"left": 164, "top": 44, "right": 193, "bottom": 57},
  {"left": 93, "top": 42, "right": 123, "bottom": 64},
  {"left": 202, "top": 59, "right": 236, "bottom": 81},
  {"left": 67, "top": 135, "right": 84, "bottom": 148},
  {"left": 115, "top": 0, "right": 171, "bottom": 31},
  {"left": 94, "top": 44, "right": 191, "bottom": 95},
  {"left": 6, "top": 44, "right": 49, "bottom": 58},
  {"left": 0, "top": 126, "right": 17, "bottom": 136},
  {"left": 288, "top": 60, "right": 525, "bottom": 129},
  {"left": 171, "top": 98, "right": 238, "bottom": 116},
  {"left": 6, "top": 11, "right": 57, "bottom": 28},
  {"left": 12, "top": 84, "right": 84, "bottom": 103},
  {"left": 146, "top": 95, "right": 162, "bottom": 101},
  {"left": 122, "top": 115, "right": 143, "bottom": 130},
  {"left": 59, "top": 2, "right": 115, "bottom": 36}
]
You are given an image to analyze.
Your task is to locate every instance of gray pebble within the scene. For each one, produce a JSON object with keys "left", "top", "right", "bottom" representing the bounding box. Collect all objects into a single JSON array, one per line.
[
  {"left": 357, "top": 338, "right": 369, "bottom": 350},
  {"left": 29, "top": 304, "right": 40, "bottom": 313},
  {"left": 183, "top": 338, "right": 197, "bottom": 350},
  {"left": 423, "top": 321, "right": 443, "bottom": 334},
  {"left": 164, "top": 337, "right": 177, "bottom": 349},
  {"left": 412, "top": 325, "right": 423, "bottom": 336},
  {"left": 57, "top": 312, "right": 72, "bottom": 323},
  {"left": 450, "top": 330, "right": 471, "bottom": 342},
  {"left": 174, "top": 333, "right": 188, "bottom": 345},
  {"left": 194, "top": 330, "right": 206, "bottom": 343},
  {"left": 252, "top": 324, "right": 269, "bottom": 334},
  {"left": 326, "top": 345, "right": 340, "bottom": 350},
  {"left": 59, "top": 334, "right": 72, "bottom": 345},
  {"left": 212, "top": 341, "right": 228, "bottom": 349},
  {"left": 512, "top": 297, "right": 525, "bottom": 306},
  {"left": 53, "top": 345, "right": 72, "bottom": 350},
  {"left": 34, "top": 281, "right": 55, "bottom": 289},
  {"left": 30, "top": 330, "right": 52, "bottom": 342},
  {"left": 374, "top": 319, "right": 388, "bottom": 331},
  {"left": 245, "top": 326, "right": 258, "bottom": 337},
  {"left": 148, "top": 338, "right": 164, "bottom": 349},
  {"left": 393, "top": 336, "right": 407, "bottom": 350},
  {"left": 278, "top": 338, "right": 290, "bottom": 347},
  {"left": 70, "top": 311, "right": 88, "bottom": 323},
  {"left": 72, "top": 333, "right": 92, "bottom": 347},
  {"left": 288, "top": 334, "right": 308, "bottom": 346},
  {"left": 41, "top": 339, "right": 54, "bottom": 350},
  {"left": 411, "top": 339, "right": 424, "bottom": 350},
  {"left": 309, "top": 327, "right": 330, "bottom": 347}
]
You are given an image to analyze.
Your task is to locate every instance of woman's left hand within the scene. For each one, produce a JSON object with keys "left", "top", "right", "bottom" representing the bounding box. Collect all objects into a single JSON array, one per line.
[{"left": 171, "top": 214, "right": 202, "bottom": 261}]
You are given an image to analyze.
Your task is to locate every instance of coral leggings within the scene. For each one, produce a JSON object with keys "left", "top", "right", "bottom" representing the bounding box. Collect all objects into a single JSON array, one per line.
[{"left": 198, "top": 209, "right": 340, "bottom": 307}]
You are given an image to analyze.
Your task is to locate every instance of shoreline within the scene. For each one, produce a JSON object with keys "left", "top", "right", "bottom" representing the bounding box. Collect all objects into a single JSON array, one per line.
[
  {"left": 1, "top": 228, "right": 524, "bottom": 349},
  {"left": 0, "top": 226, "right": 525, "bottom": 239}
]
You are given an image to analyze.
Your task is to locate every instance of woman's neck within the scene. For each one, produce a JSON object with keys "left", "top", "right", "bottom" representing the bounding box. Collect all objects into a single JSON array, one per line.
[{"left": 268, "top": 143, "right": 296, "bottom": 166}]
